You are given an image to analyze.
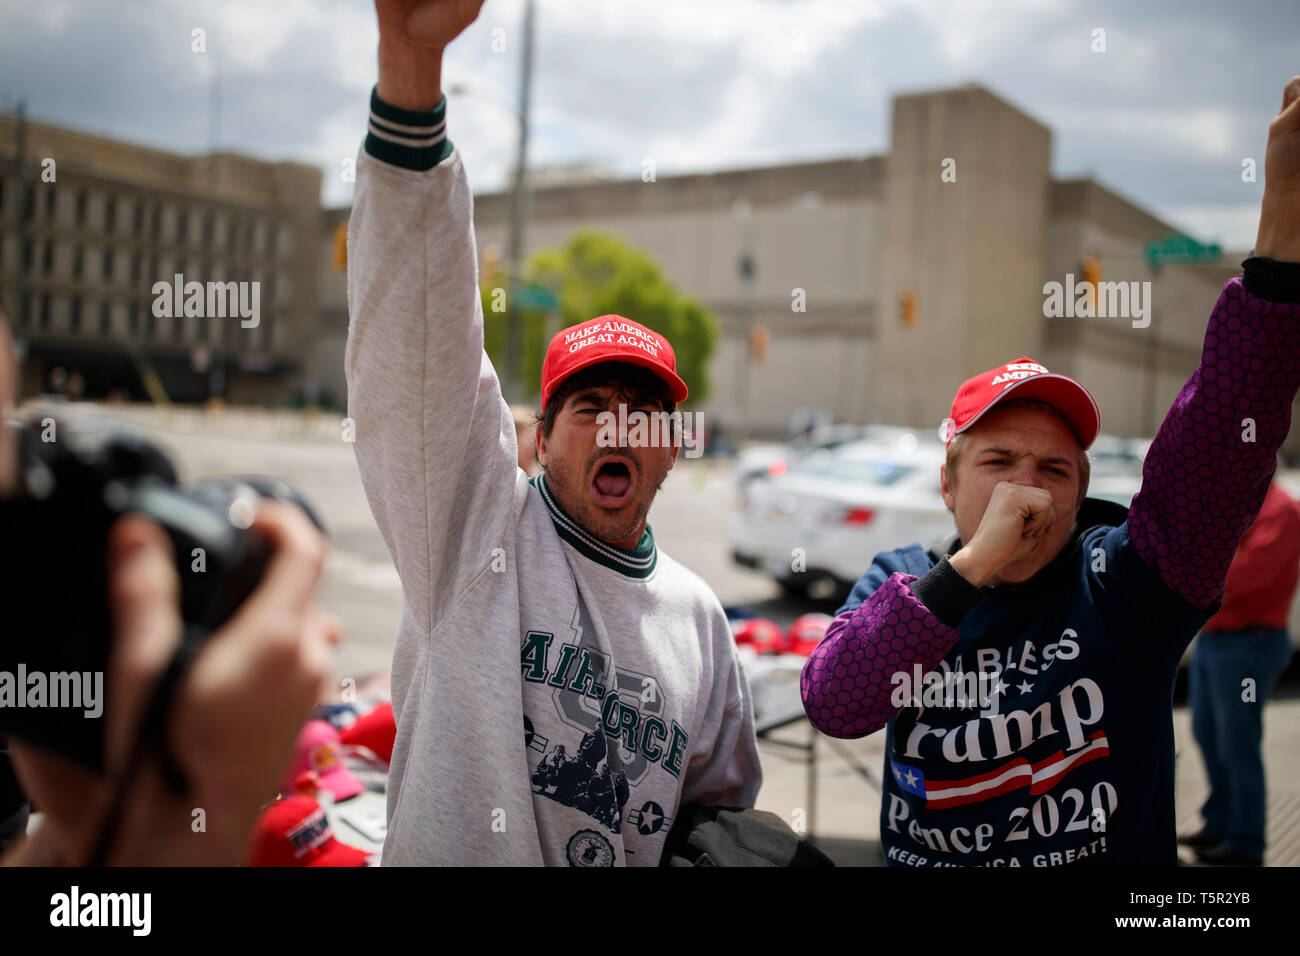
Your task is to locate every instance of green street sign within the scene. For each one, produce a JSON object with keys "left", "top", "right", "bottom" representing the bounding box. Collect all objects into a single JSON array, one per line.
[
  {"left": 1144, "top": 235, "right": 1222, "bottom": 268},
  {"left": 515, "top": 285, "right": 559, "bottom": 311}
]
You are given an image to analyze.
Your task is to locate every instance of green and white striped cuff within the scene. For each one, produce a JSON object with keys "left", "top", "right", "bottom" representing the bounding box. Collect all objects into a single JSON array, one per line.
[{"left": 365, "top": 86, "right": 453, "bottom": 171}]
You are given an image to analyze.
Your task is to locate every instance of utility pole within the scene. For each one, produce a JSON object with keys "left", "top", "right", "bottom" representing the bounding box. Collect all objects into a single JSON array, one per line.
[
  {"left": 503, "top": 0, "right": 535, "bottom": 404},
  {"left": 733, "top": 197, "right": 755, "bottom": 445},
  {"left": 14, "top": 99, "right": 29, "bottom": 333}
]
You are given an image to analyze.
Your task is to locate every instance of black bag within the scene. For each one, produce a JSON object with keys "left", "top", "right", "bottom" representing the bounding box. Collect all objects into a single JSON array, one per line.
[{"left": 659, "top": 804, "right": 834, "bottom": 867}]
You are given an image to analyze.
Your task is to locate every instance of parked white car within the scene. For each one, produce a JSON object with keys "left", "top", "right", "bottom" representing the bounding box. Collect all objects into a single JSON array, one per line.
[{"left": 730, "top": 438, "right": 953, "bottom": 601}]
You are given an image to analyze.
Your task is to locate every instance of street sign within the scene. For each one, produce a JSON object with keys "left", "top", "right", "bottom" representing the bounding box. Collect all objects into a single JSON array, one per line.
[
  {"left": 514, "top": 284, "right": 559, "bottom": 311},
  {"left": 1144, "top": 235, "right": 1221, "bottom": 268}
]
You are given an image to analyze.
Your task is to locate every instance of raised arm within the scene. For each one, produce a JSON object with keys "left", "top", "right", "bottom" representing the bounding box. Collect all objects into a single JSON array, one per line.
[
  {"left": 346, "top": 0, "right": 515, "bottom": 629},
  {"left": 1128, "top": 79, "right": 1300, "bottom": 611}
]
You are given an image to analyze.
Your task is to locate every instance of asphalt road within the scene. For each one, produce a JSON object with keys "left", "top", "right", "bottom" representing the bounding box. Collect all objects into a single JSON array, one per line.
[{"left": 34, "top": 402, "right": 1300, "bottom": 865}]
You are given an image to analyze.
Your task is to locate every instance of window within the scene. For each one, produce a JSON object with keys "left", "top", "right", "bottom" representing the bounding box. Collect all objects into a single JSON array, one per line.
[
  {"left": 103, "top": 248, "right": 114, "bottom": 282},
  {"left": 42, "top": 240, "right": 53, "bottom": 275},
  {"left": 177, "top": 209, "right": 189, "bottom": 245},
  {"left": 100, "top": 301, "right": 111, "bottom": 336},
  {"left": 70, "top": 297, "right": 83, "bottom": 333},
  {"left": 133, "top": 201, "right": 144, "bottom": 236},
  {"left": 151, "top": 204, "right": 162, "bottom": 238},
  {"left": 105, "top": 197, "right": 117, "bottom": 233},
  {"left": 76, "top": 190, "right": 87, "bottom": 225},
  {"left": 39, "top": 294, "right": 51, "bottom": 330},
  {"left": 73, "top": 245, "right": 84, "bottom": 280},
  {"left": 44, "top": 187, "right": 56, "bottom": 220}
]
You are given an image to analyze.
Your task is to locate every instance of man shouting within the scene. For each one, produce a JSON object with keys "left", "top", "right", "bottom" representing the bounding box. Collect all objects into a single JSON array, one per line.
[
  {"left": 347, "top": 0, "right": 761, "bottom": 866},
  {"left": 802, "top": 78, "right": 1300, "bottom": 867}
]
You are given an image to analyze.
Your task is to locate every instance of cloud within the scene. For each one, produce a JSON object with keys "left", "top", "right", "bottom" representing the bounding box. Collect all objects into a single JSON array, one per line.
[{"left": 0, "top": 0, "right": 1295, "bottom": 246}]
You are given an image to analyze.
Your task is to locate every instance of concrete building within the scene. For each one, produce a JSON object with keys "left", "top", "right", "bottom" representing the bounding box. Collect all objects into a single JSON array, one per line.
[
  {"left": 0, "top": 109, "right": 325, "bottom": 406},
  {"left": 7, "top": 84, "right": 1289, "bottom": 457},
  {"left": 464, "top": 83, "right": 1285, "bottom": 452}
]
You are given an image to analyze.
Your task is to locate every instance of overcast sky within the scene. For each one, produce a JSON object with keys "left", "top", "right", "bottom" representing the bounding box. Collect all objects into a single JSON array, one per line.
[{"left": 2, "top": 0, "right": 1296, "bottom": 248}]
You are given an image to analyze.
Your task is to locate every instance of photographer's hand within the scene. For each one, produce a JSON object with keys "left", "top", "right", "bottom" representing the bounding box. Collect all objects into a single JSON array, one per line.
[{"left": 6, "top": 502, "right": 339, "bottom": 866}]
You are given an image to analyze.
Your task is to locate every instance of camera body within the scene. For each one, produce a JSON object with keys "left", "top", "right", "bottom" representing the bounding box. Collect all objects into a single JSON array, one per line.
[{"left": 0, "top": 415, "right": 320, "bottom": 770}]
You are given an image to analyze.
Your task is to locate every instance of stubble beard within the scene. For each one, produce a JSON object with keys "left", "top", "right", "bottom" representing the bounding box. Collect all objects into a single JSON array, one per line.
[{"left": 545, "top": 449, "right": 670, "bottom": 547}]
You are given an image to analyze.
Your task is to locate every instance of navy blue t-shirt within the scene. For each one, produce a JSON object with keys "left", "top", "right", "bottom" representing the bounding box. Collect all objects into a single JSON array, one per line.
[{"left": 840, "top": 505, "right": 1213, "bottom": 867}]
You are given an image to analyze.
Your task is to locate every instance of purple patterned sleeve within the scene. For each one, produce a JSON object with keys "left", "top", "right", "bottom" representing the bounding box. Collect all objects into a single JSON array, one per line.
[
  {"left": 800, "top": 573, "right": 961, "bottom": 739},
  {"left": 1128, "top": 277, "right": 1300, "bottom": 611}
]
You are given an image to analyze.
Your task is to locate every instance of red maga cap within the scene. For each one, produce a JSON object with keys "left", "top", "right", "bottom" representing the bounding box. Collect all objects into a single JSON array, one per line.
[
  {"left": 540, "top": 315, "right": 688, "bottom": 411},
  {"left": 246, "top": 796, "right": 370, "bottom": 867},
  {"left": 340, "top": 702, "right": 396, "bottom": 765},
  {"left": 942, "top": 356, "right": 1100, "bottom": 449}
]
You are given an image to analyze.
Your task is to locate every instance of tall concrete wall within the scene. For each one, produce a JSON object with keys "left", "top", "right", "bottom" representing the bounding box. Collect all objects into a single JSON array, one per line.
[{"left": 873, "top": 84, "right": 1052, "bottom": 431}]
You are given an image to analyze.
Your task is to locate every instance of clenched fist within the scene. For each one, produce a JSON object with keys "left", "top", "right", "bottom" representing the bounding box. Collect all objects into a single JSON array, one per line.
[
  {"left": 1255, "top": 76, "right": 1300, "bottom": 264},
  {"left": 949, "top": 481, "right": 1071, "bottom": 588},
  {"left": 376, "top": 0, "right": 487, "bottom": 50},
  {"left": 375, "top": 0, "right": 487, "bottom": 112}
]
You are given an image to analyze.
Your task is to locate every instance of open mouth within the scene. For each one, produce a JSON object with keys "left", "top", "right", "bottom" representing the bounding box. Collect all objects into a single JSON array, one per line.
[{"left": 590, "top": 457, "right": 636, "bottom": 509}]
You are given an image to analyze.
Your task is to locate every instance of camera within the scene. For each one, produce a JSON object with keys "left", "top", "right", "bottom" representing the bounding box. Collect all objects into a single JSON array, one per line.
[{"left": 0, "top": 414, "right": 324, "bottom": 770}]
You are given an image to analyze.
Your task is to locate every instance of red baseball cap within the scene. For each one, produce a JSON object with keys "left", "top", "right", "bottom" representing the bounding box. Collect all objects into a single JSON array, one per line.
[
  {"left": 340, "top": 702, "right": 396, "bottom": 765},
  {"left": 540, "top": 315, "right": 688, "bottom": 411},
  {"left": 786, "top": 613, "right": 833, "bottom": 657},
  {"left": 732, "top": 617, "right": 786, "bottom": 655},
  {"left": 941, "top": 357, "right": 1100, "bottom": 450},
  {"left": 247, "top": 796, "right": 371, "bottom": 867}
]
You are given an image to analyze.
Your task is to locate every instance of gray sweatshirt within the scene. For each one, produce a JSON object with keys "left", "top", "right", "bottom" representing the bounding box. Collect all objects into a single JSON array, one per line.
[{"left": 345, "top": 90, "right": 763, "bottom": 866}]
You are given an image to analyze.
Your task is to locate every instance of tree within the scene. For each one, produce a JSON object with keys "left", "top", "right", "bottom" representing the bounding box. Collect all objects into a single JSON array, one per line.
[{"left": 481, "top": 230, "right": 718, "bottom": 406}]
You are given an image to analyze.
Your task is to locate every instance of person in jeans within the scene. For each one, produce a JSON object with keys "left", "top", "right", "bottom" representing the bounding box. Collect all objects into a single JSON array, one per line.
[{"left": 1182, "top": 479, "right": 1300, "bottom": 866}]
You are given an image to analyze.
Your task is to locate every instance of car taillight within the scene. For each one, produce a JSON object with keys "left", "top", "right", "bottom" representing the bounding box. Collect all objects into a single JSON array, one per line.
[
  {"left": 767, "top": 459, "right": 787, "bottom": 477},
  {"left": 842, "top": 507, "right": 875, "bottom": 525}
]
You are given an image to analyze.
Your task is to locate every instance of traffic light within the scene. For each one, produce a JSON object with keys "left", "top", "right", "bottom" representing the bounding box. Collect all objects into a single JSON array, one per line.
[
  {"left": 481, "top": 243, "right": 502, "bottom": 286},
  {"left": 1081, "top": 255, "right": 1101, "bottom": 311},
  {"left": 899, "top": 287, "right": 917, "bottom": 328},
  {"left": 331, "top": 221, "right": 347, "bottom": 271}
]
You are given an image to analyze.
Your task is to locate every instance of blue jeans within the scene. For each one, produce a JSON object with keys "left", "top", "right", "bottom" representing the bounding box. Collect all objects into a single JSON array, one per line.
[{"left": 1189, "top": 628, "right": 1293, "bottom": 858}]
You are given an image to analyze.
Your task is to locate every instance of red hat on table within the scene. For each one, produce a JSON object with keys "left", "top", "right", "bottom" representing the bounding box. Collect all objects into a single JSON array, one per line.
[
  {"left": 541, "top": 315, "right": 688, "bottom": 411},
  {"left": 282, "top": 720, "right": 364, "bottom": 802},
  {"left": 340, "top": 702, "right": 396, "bottom": 764},
  {"left": 941, "top": 357, "right": 1100, "bottom": 450},
  {"left": 247, "top": 796, "right": 371, "bottom": 867}
]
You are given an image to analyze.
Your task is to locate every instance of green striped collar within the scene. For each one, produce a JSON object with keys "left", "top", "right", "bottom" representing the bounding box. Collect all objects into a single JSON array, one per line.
[{"left": 530, "top": 474, "right": 657, "bottom": 579}]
